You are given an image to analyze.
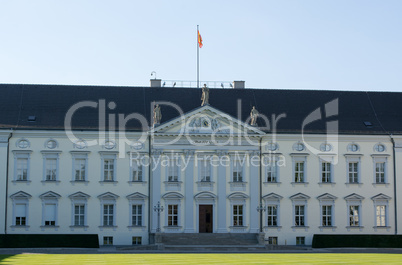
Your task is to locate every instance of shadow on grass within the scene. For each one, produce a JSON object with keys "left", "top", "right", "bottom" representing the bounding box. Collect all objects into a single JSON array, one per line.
[{"left": 0, "top": 255, "right": 15, "bottom": 263}]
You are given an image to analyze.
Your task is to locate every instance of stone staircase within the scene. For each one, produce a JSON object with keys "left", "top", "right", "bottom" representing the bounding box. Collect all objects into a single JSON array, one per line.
[{"left": 161, "top": 233, "right": 260, "bottom": 245}]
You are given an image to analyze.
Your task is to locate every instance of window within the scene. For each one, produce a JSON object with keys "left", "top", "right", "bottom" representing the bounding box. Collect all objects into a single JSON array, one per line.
[
  {"left": 294, "top": 205, "right": 305, "bottom": 226},
  {"left": 74, "top": 159, "right": 86, "bottom": 181},
  {"left": 294, "top": 162, "right": 304, "bottom": 182},
  {"left": 321, "top": 162, "right": 331, "bottom": 183},
  {"left": 131, "top": 205, "right": 142, "bottom": 226},
  {"left": 376, "top": 205, "right": 386, "bottom": 227},
  {"left": 132, "top": 237, "right": 142, "bottom": 245},
  {"left": 293, "top": 142, "right": 305, "bottom": 151},
  {"left": 168, "top": 205, "right": 178, "bottom": 226},
  {"left": 233, "top": 205, "right": 243, "bottom": 226},
  {"left": 320, "top": 143, "right": 332, "bottom": 152},
  {"left": 374, "top": 143, "right": 386, "bottom": 152},
  {"left": 74, "top": 204, "right": 85, "bottom": 226},
  {"left": 103, "top": 236, "right": 113, "bottom": 245},
  {"left": 131, "top": 160, "right": 143, "bottom": 181},
  {"left": 349, "top": 205, "right": 360, "bottom": 226},
  {"left": 40, "top": 191, "right": 60, "bottom": 227},
  {"left": 266, "top": 158, "right": 277, "bottom": 182},
  {"left": 168, "top": 158, "right": 179, "bottom": 182},
  {"left": 267, "top": 205, "right": 278, "bottom": 226},
  {"left": 17, "top": 139, "right": 30, "bottom": 149},
  {"left": 268, "top": 237, "right": 278, "bottom": 245},
  {"left": 232, "top": 160, "right": 243, "bottom": 182},
  {"left": 13, "top": 151, "right": 31, "bottom": 181},
  {"left": 16, "top": 158, "right": 28, "bottom": 181},
  {"left": 100, "top": 153, "right": 117, "bottom": 182},
  {"left": 296, "top": 237, "right": 305, "bottom": 245},
  {"left": 200, "top": 159, "right": 211, "bottom": 182},
  {"left": 42, "top": 152, "right": 61, "bottom": 182},
  {"left": 103, "top": 204, "right": 114, "bottom": 226},
  {"left": 104, "top": 159, "right": 114, "bottom": 181},
  {"left": 15, "top": 204, "right": 27, "bottom": 226},
  {"left": 345, "top": 193, "right": 364, "bottom": 228},
  {"left": 322, "top": 205, "right": 332, "bottom": 226},
  {"left": 375, "top": 162, "right": 385, "bottom": 183},
  {"left": 348, "top": 162, "right": 359, "bottom": 183},
  {"left": 44, "top": 204, "right": 56, "bottom": 226},
  {"left": 372, "top": 193, "right": 391, "bottom": 228},
  {"left": 347, "top": 143, "right": 359, "bottom": 152}
]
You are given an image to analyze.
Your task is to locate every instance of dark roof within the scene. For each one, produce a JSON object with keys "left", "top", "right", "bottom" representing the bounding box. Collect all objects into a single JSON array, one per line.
[{"left": 0, "top": 83, "right": 401, "bottom": 135}]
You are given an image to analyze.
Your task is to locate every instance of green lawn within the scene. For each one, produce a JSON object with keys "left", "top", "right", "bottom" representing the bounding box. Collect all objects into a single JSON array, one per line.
[{"left": 0, "top": 253, "right": 401, "bottom": 265}]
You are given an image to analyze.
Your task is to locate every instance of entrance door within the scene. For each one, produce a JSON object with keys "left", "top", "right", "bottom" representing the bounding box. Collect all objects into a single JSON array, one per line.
[{"left": 199, "top": 205, "right": 213, "bottom": 233}]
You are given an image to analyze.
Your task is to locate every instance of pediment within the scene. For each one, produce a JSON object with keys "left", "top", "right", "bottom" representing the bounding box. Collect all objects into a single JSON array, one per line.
[
  {"left": 371, "top": 193, "right": 391, "bottom": 201},
  {"left": 194, "top": 191, "right": 217, "bottom": 200},
  {"left": 98, "top": 192, "right": 119, "bottom": 200},
  {"left": 317, "top": 193, "right": 337, "bottom": 201},
  {"left": 69, "top": 191, "right": 90, "bottom": 199},
  {"left": 344, "top": 193, "right": 365, "bottom": 201},
  {"left": 152, "top": 105, "right": 265, "bottom": 136},
  {"left": 126, "top": 192, "right": 148, "bottom": 200},
  {"left": 10, "top": 191, "right": 32, "bottom": 199},
  {"left": 262, "top": 192, "right": 283, "bottom": 201},
  {"left": 290, "top": 193, "right": 310, "bottom": 200},
  {"left": 162, "top": 192, "right": 184, "bottom": 199},
  {"left": 228, "top": 192, "right": 249, "bottom": 199},
  {"left": 39, "top": 191, "right": 61, "bottom": 199}
]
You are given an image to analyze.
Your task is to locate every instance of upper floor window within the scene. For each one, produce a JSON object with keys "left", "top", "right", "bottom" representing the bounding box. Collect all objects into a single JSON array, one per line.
[
  {"left": 374, "top": 143, "right": 386, "bottom": 152},
  {"left": 167, "top": 157, "right": 179, "bottom": 182},
  {"left": 347, "top": 143, "right": 360, "bottom": 152},
  {"left": 321, "top": 162, "right": 332, "bottom": 183},
  {"left": 232, "top": 160, "right": 244, "bottom": 182},
  {"left": 294, "top": 161, "right": 305, "bottom": 182},
  {"left": 168, "top": 204, "right": 178, "bottom": 226},
  {"left": 131, "top": 160, "right": 143, "bottom": 181},
  {"left": 100, "top": 152, "right": 117, "bottom": 182},
  {"left": 41, "top": 151, "right": 61, "bottom": 182},
  {"left": 13, "top": 151, "right": 31, "bottom": 182},
  {"left": 345, "top": 155, "right": 362, "bottom": 184},
  {"left": 200, "top": 158, "right": 211, "bottom": 182},
  {"left": 17, "top": 139, "right": 30, "bottom": 149}
]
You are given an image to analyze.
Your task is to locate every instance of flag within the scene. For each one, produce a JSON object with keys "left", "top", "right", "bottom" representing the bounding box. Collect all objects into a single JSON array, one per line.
[{"left": 198, "top": 30, "right": 203, "bottom": 48}]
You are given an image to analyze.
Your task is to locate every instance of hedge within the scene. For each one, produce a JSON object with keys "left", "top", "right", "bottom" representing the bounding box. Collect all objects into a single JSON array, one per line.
[
  {"left": 0, "top": 234, "right": 99, "bottom": 248},
  {"left": 312, "top": 234, "right": 402, "bottom": 248}
]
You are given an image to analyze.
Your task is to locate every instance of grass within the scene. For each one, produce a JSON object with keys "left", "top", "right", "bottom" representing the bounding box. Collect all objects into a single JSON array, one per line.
[{"left": 0, "top": 253, "right": 401, "bottom": 265}]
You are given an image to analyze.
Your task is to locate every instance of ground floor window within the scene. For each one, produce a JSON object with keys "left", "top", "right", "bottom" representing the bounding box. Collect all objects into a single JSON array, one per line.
[
  {"left": 233, "top": 205, "right": 244, "bottom": 226},
  {"left": 168, "top": 205, "right": 178, "bottom": 226},
  {"left": 132, "top": 237, "right": 142, "bottom": 245},
  {"left": 296, "top": 236, "right": 305, "bottom": 245},
  {"left": 268, "top": 237, "right": 278, "bottom": 245},
  {"left": 103, "top": 236, "right": 113, "bottom": 245}
]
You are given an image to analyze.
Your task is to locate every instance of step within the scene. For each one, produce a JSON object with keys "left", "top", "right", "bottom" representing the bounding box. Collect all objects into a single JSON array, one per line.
[
  {"left": 164, "top": 245, "right": 266, "bottom": 252},
  {"left": 160, "top": 233, "right": 259, "bottom": 245}
]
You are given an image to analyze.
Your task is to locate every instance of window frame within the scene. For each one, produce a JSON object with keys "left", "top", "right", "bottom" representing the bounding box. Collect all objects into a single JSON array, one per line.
[
  {"left": 70, "top": 151, "right": 90, "bottom": 182},
  {"left": 12, "top": 151, "right": 32, "bottom": 182},
  {"left": 98, "top": 192, "right": 119, "bottom": 228},
  {"left": 39, "top": 191, "right": 61, "bottom": 228},
  {"left": 10, "top": 191, "right": 31, "bottom": 227},
  {"left": 344, "top": 193, "right": 364, "bottom": 228},
  {"left": 345, "top": 155, "right": 362, "bottom": 184},
  {"left": 99, "top": 152, "right": 118, "bottom": 182},
  {"left": 372, "top": 155, "right": 388, "bottom": 184},
  {"left": 291, "top": 154, "right": 308, "bottom": 184},
  {"left": 41, "top": 151, "right": 61, "bottom": 182}
]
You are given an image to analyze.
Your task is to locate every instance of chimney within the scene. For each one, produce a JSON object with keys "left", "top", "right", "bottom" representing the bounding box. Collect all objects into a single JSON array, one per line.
[
  {"left": 150, "top": 79, "right": 162, "bottom": 87},
  {"left": 232, "top": 80, "right": 245, "bottom": 89}
]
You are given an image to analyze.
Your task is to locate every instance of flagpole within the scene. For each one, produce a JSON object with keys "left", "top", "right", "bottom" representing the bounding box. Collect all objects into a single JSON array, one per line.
[{"left": 197, "top": 25, "right": 199, "bottom": 88}]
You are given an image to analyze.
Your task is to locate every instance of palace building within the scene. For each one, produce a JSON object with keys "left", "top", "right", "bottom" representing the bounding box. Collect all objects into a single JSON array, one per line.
[{"left": 0, "top": 81, "right": 401, "bottom": 246}]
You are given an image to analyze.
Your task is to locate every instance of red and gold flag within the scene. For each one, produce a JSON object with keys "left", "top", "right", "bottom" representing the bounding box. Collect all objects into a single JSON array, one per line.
[{"left": 198, "top": 30, "right": 203, "bottom": 48}]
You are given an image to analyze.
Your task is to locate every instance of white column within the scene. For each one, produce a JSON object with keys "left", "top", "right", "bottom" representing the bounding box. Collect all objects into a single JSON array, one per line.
[
  {"left": 217, "top": 151, "right": 228, "bottom": 233},
  {"left": 184, "top": 150, "right": 195, "bottom": 233},
  {"left": 249, "top": 151, "right": 260, "bottom": 233},
  {"left": 151, "top": 150, "right": 162, "bottom": 233}
]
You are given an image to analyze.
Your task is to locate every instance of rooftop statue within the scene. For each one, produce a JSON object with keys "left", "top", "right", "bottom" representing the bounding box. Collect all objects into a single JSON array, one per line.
[
  {"left": 250, "top": 106, "right": 259, "bottom": 126},
  {"left": 153, "top": 104, "right": 162, "bottom": 125},
  {"left": 201, "top": 84, "right": 209, "bottom": 106}
]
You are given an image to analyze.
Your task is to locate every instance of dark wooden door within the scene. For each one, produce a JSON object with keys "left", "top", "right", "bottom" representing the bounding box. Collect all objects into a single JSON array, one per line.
[{"left": 199, "top": 205, "right": 213, "bottom": 233}]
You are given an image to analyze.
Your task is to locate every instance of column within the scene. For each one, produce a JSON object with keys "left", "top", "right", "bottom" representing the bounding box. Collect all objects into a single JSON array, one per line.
[
  {"left": 151, "top": 150, "right": 162, "bottom": 233},
  {"left": 249, "top": 151, "right": 260, "bottom": 233},
  {"left": 184, "top": 150, "right": 195, "bottom": 233},
  {"left": 217, "top": 151, "right": 228, "bottom": 233}
]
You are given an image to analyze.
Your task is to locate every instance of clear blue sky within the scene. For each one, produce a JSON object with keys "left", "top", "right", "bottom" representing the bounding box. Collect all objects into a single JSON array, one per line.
[{"left": 1, "top": 0, "right": 401, "bottom": 91}]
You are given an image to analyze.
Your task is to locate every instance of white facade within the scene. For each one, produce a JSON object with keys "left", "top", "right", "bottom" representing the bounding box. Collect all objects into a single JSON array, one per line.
[{"left": 0, "top": 105, "right": 401, "bottom": 246}]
